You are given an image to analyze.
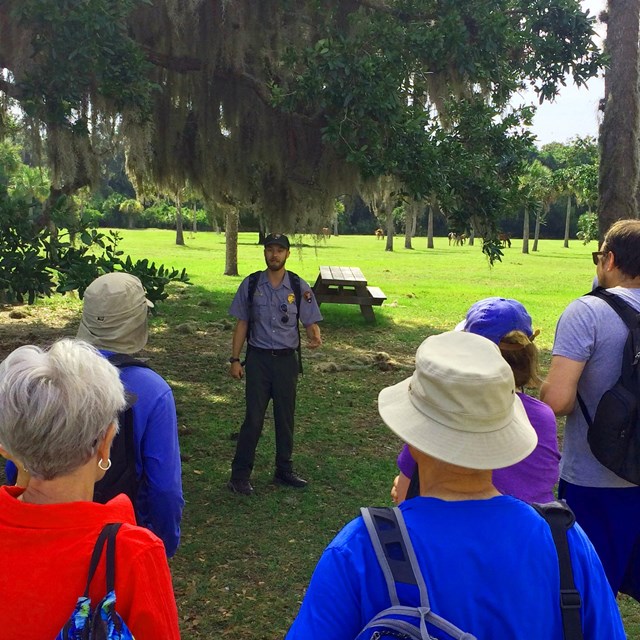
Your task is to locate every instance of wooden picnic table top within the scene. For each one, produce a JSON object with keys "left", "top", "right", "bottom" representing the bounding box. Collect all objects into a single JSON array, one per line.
[{"left": 318, "top": 266, "right": 367, "bottom": 286}]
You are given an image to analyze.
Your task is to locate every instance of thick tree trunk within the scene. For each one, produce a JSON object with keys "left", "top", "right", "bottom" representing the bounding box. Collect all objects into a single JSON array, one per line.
[
  {"left": 598, "top": 0, "right": 640, "bottom": 240},
  {"left": 563, "top": 196, "right": 571, "bottom": 248},
  {"left": 225, "top": 209, "right": 239, "bottom": 275},
  {"left": 404, "top": 209, "right": 414, "bottom": 249},
  {"left": 427, "top": 206, "right": 434, "bottom": 249},
  {"left": 468, "top": 226, "right": 475, "bottom": 247},
  {"left": 333, "top": 216, "right": 339, "bottom": 236},
  {"left": 522, "top": 207, "right": 530, "bottom": 254},
  {"left": 385, "top": 209, "right": 394, "bottom": 251},
  {"left": 175, "top": 195, "right": 185, "bottom": 245},
  {"left": 532, "top": 214, "right": 541, "bottom": 252}
]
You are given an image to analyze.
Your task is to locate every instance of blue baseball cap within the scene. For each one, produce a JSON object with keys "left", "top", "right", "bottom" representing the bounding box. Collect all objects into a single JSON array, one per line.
[{"left": 457, "top": 297, "right": 534, "bottom": 344}]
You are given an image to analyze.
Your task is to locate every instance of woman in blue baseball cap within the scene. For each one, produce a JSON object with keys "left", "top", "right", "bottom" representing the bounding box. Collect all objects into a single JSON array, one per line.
[{"left": 392, "top": 297, "right": 560, "bottom": 504}]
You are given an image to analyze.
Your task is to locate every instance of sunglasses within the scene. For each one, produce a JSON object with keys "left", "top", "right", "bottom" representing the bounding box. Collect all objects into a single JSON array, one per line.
[
  {"left": 592, "top": 251, "right": 606, "bottom": 266},
  {"left": 280, "top": 302, "right": 289, "bottom": 324}
]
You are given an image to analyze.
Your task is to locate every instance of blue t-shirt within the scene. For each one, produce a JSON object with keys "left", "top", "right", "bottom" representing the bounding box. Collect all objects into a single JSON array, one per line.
[
  {"left": 229, "top": 271, "right": 322, "bottom": 350},
  {"left": 552, "top": 287, "right": 640, "bottom": 487},
  {"left": 286, "top": 496, "right": 624, "bottom": 640}
]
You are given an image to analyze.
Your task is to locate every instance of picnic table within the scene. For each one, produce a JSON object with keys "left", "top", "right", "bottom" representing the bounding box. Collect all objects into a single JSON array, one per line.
[{"left": 312, "top": 266, "right": 386, "bottom": 322}]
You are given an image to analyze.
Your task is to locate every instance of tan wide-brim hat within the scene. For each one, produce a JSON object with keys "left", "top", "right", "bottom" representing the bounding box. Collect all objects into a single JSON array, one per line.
[
  {"left": 378, "top": 331, "right": 537, "bottom": 470},
  {"left": 77, "top": 272, "right": 153, "bottom": 354}
]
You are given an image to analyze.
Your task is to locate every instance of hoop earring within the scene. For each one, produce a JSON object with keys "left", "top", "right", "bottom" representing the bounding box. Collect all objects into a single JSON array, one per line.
[{"left": 98, "top": 458, "right": 112, "bottom": 471}]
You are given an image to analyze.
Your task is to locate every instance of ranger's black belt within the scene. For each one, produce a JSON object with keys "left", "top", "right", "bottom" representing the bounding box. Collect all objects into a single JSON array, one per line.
[{"left": 249, "top": 346, "right": 295, "bottom": 357}]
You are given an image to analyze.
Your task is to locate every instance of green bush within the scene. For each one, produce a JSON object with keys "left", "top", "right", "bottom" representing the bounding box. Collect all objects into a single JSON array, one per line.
[
  {"left": 576, "top": 212, "right": 598, "bottom": 244},
  {"left": 0, "top": 186, "right": 189, "bottom": 305}
]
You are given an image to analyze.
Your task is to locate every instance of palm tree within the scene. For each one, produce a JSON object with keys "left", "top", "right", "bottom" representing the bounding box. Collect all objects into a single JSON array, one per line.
[
  {"left": 519, "top": 161, "right": 552, "bottom": 254},
  {"left": 118, "top": 198, "right": 143, "bottom": 230}
]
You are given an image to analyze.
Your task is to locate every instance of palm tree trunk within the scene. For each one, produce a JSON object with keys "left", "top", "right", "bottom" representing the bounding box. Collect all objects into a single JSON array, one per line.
[
  {"left": 427, "top": 205, "right": 434, "bottom": 249},
  {"left": 563, "top": 196, "right": 571, "bottom": 248},
  {"left": 522, "top": 207, "right": 530, "bottom": 254},
  {"left": 175, "top": 194, "right": 185, "bottom": 245},
  {"left": 192, "top": 204, "right": 197, "bottom": 233},
  {"left": 532, "top": 214, "right": 541, "bottom": 252}
]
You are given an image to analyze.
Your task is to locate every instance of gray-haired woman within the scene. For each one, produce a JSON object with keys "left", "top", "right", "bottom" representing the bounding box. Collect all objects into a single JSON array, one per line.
[{"left": 0, "top": 339, "right": 180, "bottom": 639}]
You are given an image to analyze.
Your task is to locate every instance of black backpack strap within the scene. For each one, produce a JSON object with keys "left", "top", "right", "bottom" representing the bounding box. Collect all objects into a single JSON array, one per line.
[
  {"left": 83, "top": 523, "right": 123, "bottom": 597},
  {"left": 245, "top": 270, "right": 261, "bottom": 348},
  {"left": 105, "top": 353, "right": 152, "bottom": 370},
  {"left": 587, "top": 287, "right": 640, "bottom": 335},
  {"left": 532, "top": 501, "right": 584, "bottom": 640},
  {"left": 578, "top": 288, "right": 640, "bottom": 423},
  {"left": 93, "top": 354, "right": 146, "bottom": 505},
  {"left": 288, "top": 271, "right": 303, "bottom": 375}
]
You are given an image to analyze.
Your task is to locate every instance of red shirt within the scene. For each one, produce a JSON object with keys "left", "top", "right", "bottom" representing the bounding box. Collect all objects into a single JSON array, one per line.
[{"left": 0, "top": 485, "right": 181, "bottom": 639}]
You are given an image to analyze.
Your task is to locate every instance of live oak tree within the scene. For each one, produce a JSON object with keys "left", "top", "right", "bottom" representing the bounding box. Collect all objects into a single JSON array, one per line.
[{"left": 1, "top": 0, "right": 602, "bottom": 259}]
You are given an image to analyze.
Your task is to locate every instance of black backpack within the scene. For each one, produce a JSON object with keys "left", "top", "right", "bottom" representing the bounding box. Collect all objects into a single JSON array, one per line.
[
  {"left": 577, "top": 287, "right": 640, "bottom": 485},
  {"left": 357, "top": 502, "right": 583, "bottom": 640},
  {"left": 93, "top": 354, "right": 151, "bottom": 505},
  {"left": 247, "top": 269, "right": 303, "bottom": 373}
]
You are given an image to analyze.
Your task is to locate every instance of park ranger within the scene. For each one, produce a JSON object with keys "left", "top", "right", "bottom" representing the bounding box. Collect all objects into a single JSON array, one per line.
[{"left": 227, "top": 234, "right": 322, "bottom": 496}]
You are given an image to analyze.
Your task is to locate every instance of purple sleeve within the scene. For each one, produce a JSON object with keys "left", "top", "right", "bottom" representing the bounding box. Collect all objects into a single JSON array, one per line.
[{"left": 397, "top": 444, "right": 417, "bottom": 477}]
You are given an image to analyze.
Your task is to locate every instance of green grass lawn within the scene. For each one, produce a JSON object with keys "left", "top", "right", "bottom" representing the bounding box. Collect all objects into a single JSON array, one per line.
[{"left": 1, "top": 229, "right": 638, "bottom": 638}]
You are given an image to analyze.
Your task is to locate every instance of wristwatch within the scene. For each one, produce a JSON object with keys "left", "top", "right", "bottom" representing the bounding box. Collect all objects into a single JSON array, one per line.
[{"left": 229, "top": 357, "right": 241, "bottom": 363}]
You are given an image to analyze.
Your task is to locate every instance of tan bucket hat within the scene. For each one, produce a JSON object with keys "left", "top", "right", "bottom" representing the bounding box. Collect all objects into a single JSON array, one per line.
[
  {"left": 378, "top": 331, "right": 537, "bottom": 470},
  {"left": 76, "top": 272, "right": 153, "bottom": 354}
]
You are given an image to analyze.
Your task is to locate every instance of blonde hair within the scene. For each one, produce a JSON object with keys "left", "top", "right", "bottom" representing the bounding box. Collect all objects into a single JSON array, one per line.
[{"left": 498, "top": 330, "right": 541, "bottom": 389}]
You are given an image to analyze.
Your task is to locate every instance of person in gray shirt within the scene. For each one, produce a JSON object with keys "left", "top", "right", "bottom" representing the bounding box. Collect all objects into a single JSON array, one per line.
[{"left": 542, "top": 219, "right": 640, "bottom": 601}]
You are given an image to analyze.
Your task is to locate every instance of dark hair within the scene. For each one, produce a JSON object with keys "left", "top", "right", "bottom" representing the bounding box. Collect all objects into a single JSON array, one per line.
[
  {"left": 603, "top": 219, "right": 640, "bottom": 279},
  {"left": 498, "top": 330, "right": 541, "bottom": 389}
]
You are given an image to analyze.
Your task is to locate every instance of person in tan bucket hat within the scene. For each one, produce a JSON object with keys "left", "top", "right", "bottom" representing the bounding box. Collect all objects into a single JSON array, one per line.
[
  {"left": 285, "top": 331, "right": 624, "bottom": 640},
  {"left": 77, "top": 272, "right": 184, "bottom": 557},
  {"left": 77, "top": 272, "right": 154, "bottom": 353}
]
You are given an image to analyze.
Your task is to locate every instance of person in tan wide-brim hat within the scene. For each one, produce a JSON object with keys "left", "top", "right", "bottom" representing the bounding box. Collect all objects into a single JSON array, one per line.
[
  {"left": 285, "top": 330, "right": 625, "bottom": 640},
  {"left": 378, "top": 330, "right": 537, "bottom": 471}
]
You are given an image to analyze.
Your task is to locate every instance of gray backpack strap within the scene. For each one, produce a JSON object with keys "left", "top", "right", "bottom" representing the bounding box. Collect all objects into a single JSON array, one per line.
[{"left": 360, "top": 507, "right": 477, "bottom": 640}]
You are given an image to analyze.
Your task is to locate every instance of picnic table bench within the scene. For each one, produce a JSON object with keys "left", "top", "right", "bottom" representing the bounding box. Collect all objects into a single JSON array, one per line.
[{"left": 312, "top": 266, "right": 386, "bottom": 322}]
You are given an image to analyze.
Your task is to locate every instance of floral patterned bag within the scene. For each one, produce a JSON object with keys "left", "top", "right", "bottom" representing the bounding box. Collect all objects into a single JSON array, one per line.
[{"left": 56, "top": 523, "right": 134, "bottom": 639}]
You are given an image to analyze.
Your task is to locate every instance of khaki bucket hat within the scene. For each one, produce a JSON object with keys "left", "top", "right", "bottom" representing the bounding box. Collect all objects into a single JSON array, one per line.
[
  {"left": 378, "top": 331, "right": 537, "bottom": 470},
  {"left": 76, "top": 272, "right": 153, "bottom": 354}
]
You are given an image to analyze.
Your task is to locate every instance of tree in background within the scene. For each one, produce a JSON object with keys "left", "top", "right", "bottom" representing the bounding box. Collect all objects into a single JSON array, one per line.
[
  {"left": 119, "top": 198, "right": 144, "bottom": 229},
  {"left": 538, "top": 136, "right": 598, "bottom": 248},
  {"left": 0, "top": 0, "right": 602, "bottom": 257},
  {"left": 598, "top": 0, "right": 640, "bottom": 237}
]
